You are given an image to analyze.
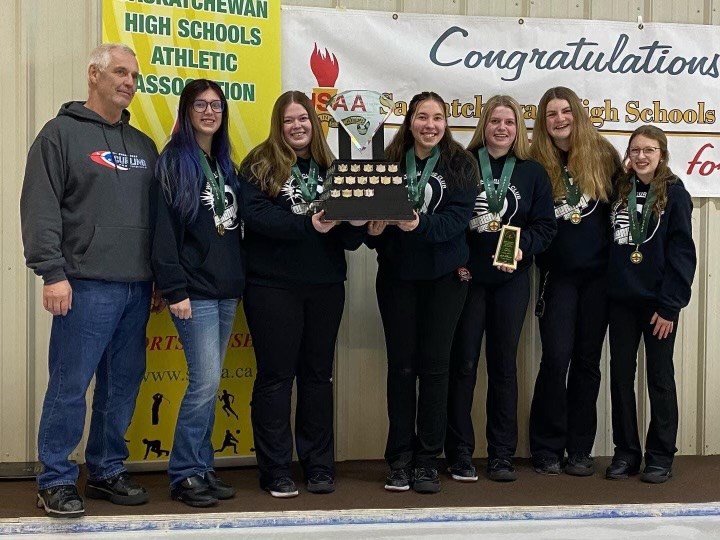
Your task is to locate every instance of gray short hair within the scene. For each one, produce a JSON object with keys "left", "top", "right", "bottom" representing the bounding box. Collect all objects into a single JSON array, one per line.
[{"left": 88, "top": 43, "right": 136, "bottom": 71}]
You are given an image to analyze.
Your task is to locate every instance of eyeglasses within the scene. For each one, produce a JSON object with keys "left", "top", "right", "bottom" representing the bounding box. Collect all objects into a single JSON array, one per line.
[
  {"left": 628, "top": 147, "right": 660, "bottom": 157},
  {"left": 192, "top": 100, "right": 224, "bottom": 113}
]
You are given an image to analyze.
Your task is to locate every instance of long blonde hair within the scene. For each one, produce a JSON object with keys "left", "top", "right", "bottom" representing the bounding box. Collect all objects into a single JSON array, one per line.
[
  {"left": 616, "top": 125, "right": 677, "bottom": 217},
  {"left": 467, "top": 95, "right": 530, "bottom": 160},
  {"left": 240, "top": 91, "right": 334, "bottom": 197},
  {"left": 530, "top": 87, "right": 619, "bottom": 202}
]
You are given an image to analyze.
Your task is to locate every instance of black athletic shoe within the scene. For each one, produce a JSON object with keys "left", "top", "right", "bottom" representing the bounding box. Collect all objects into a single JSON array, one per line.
[
  {"left": 384, "top": 468, "right": 411, "bottom": 492},
  {"left": 307, "top": 472, "right": 335, "bottom": 494},
  {"left": 532, "top": 457, "right": 562, "bottom": 476},
  {"left": 640, "top": 465, "right": 672, "bottom": 484},
  {"left": 264, "top": 476, "right": 299, "bottom": 498},
  {"left": 171, "top": 475, "right": 218, "bottom": 507},
  {"left": 565, "top": 454, "right": 595, "bottom": 477},
  {"left": 487, "top": 458, "right": 517, "bottom": 482},
  {"left": 85, "top": 471, "right": 148, "bottom": 505},
  {"left": 413, "top": 467, "right": 441, "bottom": 493},
  {"left": 37, "top": 485, "right": 84, "bottom": 518},
  {"left": 447, "top": 461, "right": 478, "bottom": 482},
  {"left": 605, "top": 459, "right": 640, "bottom": 480},
  {"left": 206, "top": 471, "right": 236, "bottom": 499}
]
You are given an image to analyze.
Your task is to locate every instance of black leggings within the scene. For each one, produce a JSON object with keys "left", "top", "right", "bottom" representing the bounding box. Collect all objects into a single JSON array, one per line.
[
  {"left": 446, "top": 271, "right": 530, "bottom": 462},
  {"left": 244, "top": 282, "right": 345, "bottom": 487},
  {"left": 376, "top": 269, "right": 467, "bottom": 469}
]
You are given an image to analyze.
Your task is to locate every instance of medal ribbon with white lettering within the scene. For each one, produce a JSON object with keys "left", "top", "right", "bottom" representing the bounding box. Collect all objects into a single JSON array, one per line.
[
  {"left": 406, "top": 145, "right": 440, "bottom": 210},
  {"left": 561, "top": 167, "right": 581, "bottom": 206},
  {"left": 199, "top": 150, "right": 226, "bottom": 235},
  {"left": 478, "top": 147, "right": 515, "bottom": 217},
  {"left": 628, "top": 175, "right": 657, "bottom": 260},
  {"left": 291, "top": 159, "right": 319, "bottom": 203}
]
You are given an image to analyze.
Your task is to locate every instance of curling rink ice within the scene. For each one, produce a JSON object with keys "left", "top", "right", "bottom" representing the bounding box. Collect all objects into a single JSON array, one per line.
[{"left": 4, "top": 503, "right": 720, "bottom": 539}]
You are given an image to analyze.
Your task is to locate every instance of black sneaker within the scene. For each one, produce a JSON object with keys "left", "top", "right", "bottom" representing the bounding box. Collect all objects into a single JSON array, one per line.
[
  {"left": 413, "top": 467, "right": 441, "bottom": 493},
  {"left": 264, "top": 476, "right": 299, "bottom": 498},
  {"left": 307, "top": 471, "right": 335, "bottom": 494},
  {"left": 532, "top": 457, "right": 562, "bottom": 476},
  {"left": 487, "top": 458, "right": 517, "bottom": 482},
  {"left": 171, "top": 475, "right": 218, "bottom": 508},
  {"left": 37, "top": 485, "right": 84, "bottom": 518},
  {"left": 565, "top": 453, "right": 595, "bottom": 477},
  {"left": 640, "top": 465, "right": 672, "bottom": 484},
  {"left": 605, "top": 458, "right": 640, "bottom": 480},
  {"left": 85, "top": 471, "right": 148, "bottom": 505},
  {"left": 448, "top": 461, "right": 478, "bottom": 482},
  {"left": 384, "top": 468, "right": 411, "bottom": 492},
  {"left": 205, "top": 471, "right": 236, "bottom": 499}
]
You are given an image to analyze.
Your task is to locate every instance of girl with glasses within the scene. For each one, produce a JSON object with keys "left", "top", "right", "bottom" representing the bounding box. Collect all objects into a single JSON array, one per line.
[
  {"left": 151, "top": 79, "right": 244, "bottom": 507},
  {"left": 239, "top": 91, "right": 365, "bottom": 498},
  {"left": 528, "top": 87, "right": 622, "bottom": 477},
  {"left": 366, "top": 91, "right": 479, "bottom": 494},
  {"left": 445, "top": 95, "right": 556, "bottom": 483},
  {"left": 606, "top": 125, "right": 696, "bottom": 483}
]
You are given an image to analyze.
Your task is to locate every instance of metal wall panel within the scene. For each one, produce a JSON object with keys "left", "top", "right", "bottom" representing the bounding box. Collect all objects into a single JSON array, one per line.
[{"left": 2, "top": 0, "right": 719, "bottom": 464}]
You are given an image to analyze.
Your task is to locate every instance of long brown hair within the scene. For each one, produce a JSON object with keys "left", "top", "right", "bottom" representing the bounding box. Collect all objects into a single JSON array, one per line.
[
  {"left": 385, "top": 92, "right": 468, "bottom": 168},
  {"left": 616, "top": 125, "right": 677, "bottom": 217},
  {"left": 467, "top": 95, "right": 530, "bottom": 160},
  {"left": 530, "top": 87, "right": 619, "bottom": 202},
  {"left": 240, "top": 91, "right": 334, "bottom": 196}
]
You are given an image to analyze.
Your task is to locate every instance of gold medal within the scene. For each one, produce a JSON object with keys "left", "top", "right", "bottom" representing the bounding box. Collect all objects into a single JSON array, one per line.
[
  {"left": 630, "top": 248, "right": 643, "bottom": 264},
  {"left": 570, "top": 210, "right": 582, "bottom": 224},
  {"left": 488, "top": 219, "right": 501, "bottom": 232},
  {"left": 217, "top": 224, "right": 225, "bottom": 236}
]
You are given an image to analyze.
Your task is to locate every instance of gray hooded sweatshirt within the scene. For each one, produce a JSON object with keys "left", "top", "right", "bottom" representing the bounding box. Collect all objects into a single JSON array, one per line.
[{"left": 21, "top": 101, "right": 158, "bottom": 284}]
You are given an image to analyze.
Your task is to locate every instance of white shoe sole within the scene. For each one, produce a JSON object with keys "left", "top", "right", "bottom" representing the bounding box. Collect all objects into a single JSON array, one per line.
[{"left": 384, "top": 483, "right": 410, "bottom": 492}]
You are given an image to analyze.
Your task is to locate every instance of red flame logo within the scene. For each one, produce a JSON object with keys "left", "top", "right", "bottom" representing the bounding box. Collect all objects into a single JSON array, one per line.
[{"left": 310, "top": 43, "right": 339, "bottom": 87}]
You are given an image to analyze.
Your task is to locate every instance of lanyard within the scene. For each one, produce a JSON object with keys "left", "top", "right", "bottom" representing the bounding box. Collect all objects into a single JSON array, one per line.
[
  {"left": 628, "top": 175, "right": 657, "bottom": 246},
  {"left": 405, "top": 145, "right": 440, "bottom": 210},
  {"left": 291, "top": 159, "right": 319, "bottom": 203},
  {"left": 478, "top": 148, "right": 515, "bottom": 214},
  {"left": 199, "top": 150, "right": 226, "bottom": 217}
]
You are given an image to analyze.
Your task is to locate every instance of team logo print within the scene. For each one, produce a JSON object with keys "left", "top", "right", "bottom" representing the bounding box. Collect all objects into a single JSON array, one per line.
[
  {"left": 611, "top": 198, "right": 662, "bottom": 245},
  {"left": 201, "top": 184, "right": 239, "bottom": 230},
  {"left": 282, "top": 174, "right": 325, "bottom": 215},
  {"left": 90, "top": 150, "right": 129, "bottom": 171}
]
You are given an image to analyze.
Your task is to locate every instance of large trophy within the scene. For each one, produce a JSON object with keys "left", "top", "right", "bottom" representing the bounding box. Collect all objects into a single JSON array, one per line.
[{"left": 321, "top": 90, "right": 413, "bottom": 221}]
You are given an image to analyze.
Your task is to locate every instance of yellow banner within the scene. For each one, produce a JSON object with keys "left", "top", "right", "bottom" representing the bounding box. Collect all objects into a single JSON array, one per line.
[{"left": 102, "top": 0, "right": 281, "bottom": 465}]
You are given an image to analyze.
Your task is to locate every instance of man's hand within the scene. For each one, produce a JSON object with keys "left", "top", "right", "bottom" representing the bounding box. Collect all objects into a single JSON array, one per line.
[{"left": 43, "top": 280, "right": 72, "bottom": 316}]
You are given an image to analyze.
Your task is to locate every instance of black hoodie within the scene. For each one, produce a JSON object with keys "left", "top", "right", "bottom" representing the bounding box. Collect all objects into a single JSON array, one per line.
[
  {"left": 608, "top": 176, "right": 696, "bottom": 320},
  {"left": 21, "top": 101, "right": 158, "bottom": 283}
]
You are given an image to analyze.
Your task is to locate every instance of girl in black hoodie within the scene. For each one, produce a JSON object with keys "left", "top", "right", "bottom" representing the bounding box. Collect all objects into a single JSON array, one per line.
[
  {"left": 151, "top": 79, "right": 244, "bottom": 507},
  {"left": 606, "top": 125, "right": 696, "bottom": 484},
  {"left": 366, "top": 91, "right": 479, "bottom": 494},
  {"left": 239, "top": 91, "right": 365, "bottom": 499}
]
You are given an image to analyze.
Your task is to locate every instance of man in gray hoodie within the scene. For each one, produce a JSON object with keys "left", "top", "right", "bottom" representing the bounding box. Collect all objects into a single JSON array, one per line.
[{"left": 21, "top": 43, "right": 158, "bottom": 518}]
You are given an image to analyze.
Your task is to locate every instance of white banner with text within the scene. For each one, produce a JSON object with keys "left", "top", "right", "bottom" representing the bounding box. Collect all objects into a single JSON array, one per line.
[{"left": 282, "top": 7, "right": 720, "bottom": 196}]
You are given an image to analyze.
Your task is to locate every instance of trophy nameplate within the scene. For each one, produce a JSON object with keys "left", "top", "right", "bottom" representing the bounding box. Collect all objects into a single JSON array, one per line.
[
  {"left": 493, "top": 225, "right": 521, "bottom": 269},
  {"left": 321, "top": 159, "right": 413, "bottom": 221}
]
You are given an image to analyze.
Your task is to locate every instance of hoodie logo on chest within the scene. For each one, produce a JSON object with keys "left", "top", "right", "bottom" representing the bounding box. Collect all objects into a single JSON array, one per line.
[{"left": 89, "top": 150, "right": 148, "bottom": 171}]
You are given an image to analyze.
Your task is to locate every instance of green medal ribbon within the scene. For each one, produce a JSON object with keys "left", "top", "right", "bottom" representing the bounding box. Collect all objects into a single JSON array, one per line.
[
  {"left": 561, "top": 167, "right": 581, "bottom": 207},
  {"left": 628, "top": 175, "right": 657, "bottom": 246},
  {"left": 199, "top": 150, "right": 226, "bottom": 218},
  {"left": 405, "top": 145, "right": 440, "bottom": 210},
  {"left": 478, "top": 148, "right": 516, "bottom": 214},
  {"left": 291, "top": 159, "right": 319, "bottom": 203}
]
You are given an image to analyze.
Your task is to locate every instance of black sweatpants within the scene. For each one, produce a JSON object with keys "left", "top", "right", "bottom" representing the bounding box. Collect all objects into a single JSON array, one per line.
[
  {"left": 376, "top": 269, "right": 467, "bottom": 470},
  {"left": 609, "top": 300, "right": 678, "bottom": 469},
  {"left": 243, "top": 282, "right": 345, "bottom": 487},
  {"left": 529, "top": 270, "right": 608, "bottom": 460},
  {"left": 446, "top": 271, "right": 530, "bottom": 462}
]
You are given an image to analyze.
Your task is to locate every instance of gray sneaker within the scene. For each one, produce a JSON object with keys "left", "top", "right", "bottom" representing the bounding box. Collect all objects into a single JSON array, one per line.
[{"left": 565, "top": 454, "right": 595, "bottom": 477}]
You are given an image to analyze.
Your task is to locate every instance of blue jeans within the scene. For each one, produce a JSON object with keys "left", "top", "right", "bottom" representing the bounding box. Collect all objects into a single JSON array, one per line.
[
  {"left": 37, "top": 279, "right": 151, "bottom": 490},
  {"left": 169, "top": 298, "right": 238, "bottom": 487}
]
